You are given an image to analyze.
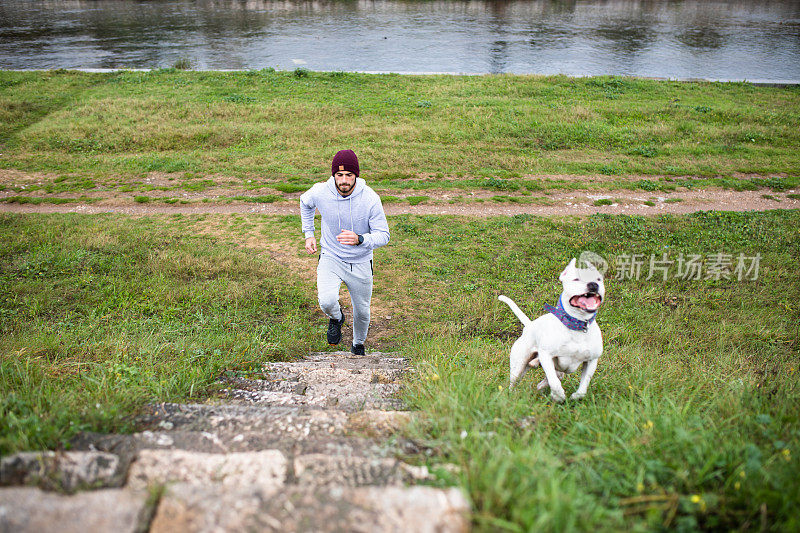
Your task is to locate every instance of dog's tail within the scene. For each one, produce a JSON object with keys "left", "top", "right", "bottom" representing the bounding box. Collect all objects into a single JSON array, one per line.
[{"left": 498, "top": 295, "right": 532, "bottom": 326}]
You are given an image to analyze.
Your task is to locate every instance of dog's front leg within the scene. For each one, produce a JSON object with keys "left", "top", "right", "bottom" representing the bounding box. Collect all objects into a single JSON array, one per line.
[
  {"left": 571, "top": 359, "right": 598, "bottom": 400},
  {"left": 537, "top": 352, "right": 566, "bottom": 403}
]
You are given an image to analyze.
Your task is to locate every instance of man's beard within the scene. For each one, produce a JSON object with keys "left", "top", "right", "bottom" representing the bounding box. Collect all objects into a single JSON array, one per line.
[{"left": 336, "top": 181, "right": 353, "bottom": 195}]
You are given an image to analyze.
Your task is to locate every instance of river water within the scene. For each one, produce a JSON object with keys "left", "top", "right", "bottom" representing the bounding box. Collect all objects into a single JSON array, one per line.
[{"left": 1, "top": 0, "right": 799, "bottom": 80}]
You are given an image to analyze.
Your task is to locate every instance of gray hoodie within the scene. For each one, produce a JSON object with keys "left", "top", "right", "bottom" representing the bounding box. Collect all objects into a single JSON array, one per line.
[{"left": 300, "top": 176, "right": 390, "bottom": 263}]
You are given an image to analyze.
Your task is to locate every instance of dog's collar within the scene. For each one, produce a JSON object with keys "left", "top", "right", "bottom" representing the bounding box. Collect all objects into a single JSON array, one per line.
[{"left": 544, "top": 299, "right": 596, "bottom": 332}]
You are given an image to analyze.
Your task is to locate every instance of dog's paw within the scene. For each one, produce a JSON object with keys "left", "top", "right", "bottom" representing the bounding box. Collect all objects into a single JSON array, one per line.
[
  {"left": 550, "top": 388, "right": 566, "bottom": 403},
  {"left": 570, "top": 391, "right": 586, "bottom": 401}
]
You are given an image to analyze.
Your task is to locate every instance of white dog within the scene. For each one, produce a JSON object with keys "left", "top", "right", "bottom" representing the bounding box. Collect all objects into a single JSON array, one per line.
[{"left": 498, "top": 258, "right": 605, "bottom": 402}]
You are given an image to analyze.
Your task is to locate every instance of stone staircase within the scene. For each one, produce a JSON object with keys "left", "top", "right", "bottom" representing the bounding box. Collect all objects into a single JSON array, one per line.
[{"left": 0, "top": 352, "right": 470, "bottom": 532}]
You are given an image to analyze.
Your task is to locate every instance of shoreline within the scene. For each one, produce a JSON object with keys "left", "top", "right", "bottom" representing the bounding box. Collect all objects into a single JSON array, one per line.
[{"left": 3, "top": 68, "right": 799, "bottom": 86}]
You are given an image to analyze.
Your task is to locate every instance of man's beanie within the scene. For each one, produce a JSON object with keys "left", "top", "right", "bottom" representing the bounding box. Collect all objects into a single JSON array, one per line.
[{"left": 331, "top": 149, "right": 360, "bottom": 177}]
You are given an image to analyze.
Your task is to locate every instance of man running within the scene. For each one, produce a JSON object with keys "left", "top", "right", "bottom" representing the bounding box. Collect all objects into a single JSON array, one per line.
[{"left": 300, "top": 149, "right": 390, "bottom": 355}]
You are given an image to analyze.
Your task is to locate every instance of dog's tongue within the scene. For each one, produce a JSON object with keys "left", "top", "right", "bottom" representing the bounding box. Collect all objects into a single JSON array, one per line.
[{"left": 577, "top": 295, "right": 601, "bottom": 311}]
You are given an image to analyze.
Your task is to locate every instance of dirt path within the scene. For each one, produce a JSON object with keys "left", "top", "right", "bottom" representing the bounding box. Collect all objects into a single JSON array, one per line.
[
  {"left": 0, "top": 351, "right": 469, "bottom": 532},
  {"left": 1, "top": 187, "right": 798, "bottom": 217}
]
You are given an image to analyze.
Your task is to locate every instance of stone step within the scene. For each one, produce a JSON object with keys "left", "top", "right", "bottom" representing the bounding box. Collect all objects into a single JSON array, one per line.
[
  {"left": 1, "top": 451, "right": 122, "bottom": 492},
  {"left": 124, "top": 449, "right": 429, "bottom": 491},
  {"left": 138, "top": 403, "right": 349, "bottom": 434},
  {"left": 294, "top": 454, "right": 430, "bottom": 488},
  {"left": 306, "top": 350, "right": 408, "bottom": 367},
  {"left": 267, "top": 361, "right": 409, "bottom": 373},
  {"left": 246, "top": 357, "right": 407, "bottom": 410},
  {"left": 67, "top": 409, "right": 415, "bottom": 470},
  {"left": 127, "top": 449, "right": 287, "bottom": 491},
  {"left": 0, "top": 487, "right": 150, "bottom": 533},
  {"left": 149, "top": 483, "right": 469, "bottom": 533}
]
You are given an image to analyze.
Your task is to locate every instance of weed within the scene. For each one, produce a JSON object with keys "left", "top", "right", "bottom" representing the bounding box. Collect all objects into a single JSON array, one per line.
[
  {"left": 229, "top": 195, "right": 281, "bottom": 203},
  {"left": 172, "top": 58, "right": 192, "bottom": 70},
  {"left": 273, "top": 183, "right": 307, "bottom": 194},
  {"left": 407, "top": 196, "right": 429, "bottom": 206}
]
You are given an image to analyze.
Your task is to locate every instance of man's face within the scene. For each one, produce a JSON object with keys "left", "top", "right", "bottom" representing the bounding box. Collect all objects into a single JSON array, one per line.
[{"left": 334, "top": 171, "right": 356, "bottom": 196}]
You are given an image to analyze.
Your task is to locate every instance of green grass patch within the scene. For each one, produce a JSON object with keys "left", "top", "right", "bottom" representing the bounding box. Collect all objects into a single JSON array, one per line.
[
  {"left": 407, "top": 196, "right": 430, "bottom": 206},
  {"left": 385, "top": 210, "right": 800, "bottom": 531},
  {"left": 229, "top": 195, "right": 282, "bottom": 203},
  {"left": 1, "top": 196, "right": 78, "bottom": 205},
  {"left": 0, "top": 71, "right": 798, "bottom": 192},
  {"left": 272, "top": 183, "right": 308, "bottom": 194},
  {"left": 593, "top": 198, "right": 614, "bottom": 206},
  {"left": 0, "top": 213, "right": 317, "bottom": 453}
]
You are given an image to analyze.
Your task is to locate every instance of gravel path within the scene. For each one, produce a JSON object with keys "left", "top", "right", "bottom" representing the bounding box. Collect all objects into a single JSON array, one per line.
[{"left": 2, "top": 187, "right": 797, "bottom": 217}]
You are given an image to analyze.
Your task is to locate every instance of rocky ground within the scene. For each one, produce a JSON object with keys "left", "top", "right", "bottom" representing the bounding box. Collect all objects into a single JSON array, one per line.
[{"left": 0, "top": 351, "right": 469, "bottom": 533}]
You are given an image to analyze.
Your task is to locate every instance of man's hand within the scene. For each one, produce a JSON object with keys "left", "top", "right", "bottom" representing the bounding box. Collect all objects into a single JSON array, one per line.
[
  {"left": 305, "top": 237, "right": 317, "bottom": 254},
  {"left": 336, "top": 230, "right": 360, "bottom": 246}
]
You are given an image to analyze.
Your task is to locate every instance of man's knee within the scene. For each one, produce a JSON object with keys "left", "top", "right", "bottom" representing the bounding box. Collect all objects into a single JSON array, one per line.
[{"left": 318, "top": 292, "right": 340, "bottom": 317}]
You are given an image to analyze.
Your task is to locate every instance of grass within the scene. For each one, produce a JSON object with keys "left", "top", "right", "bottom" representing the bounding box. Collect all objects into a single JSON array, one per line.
[
  {"left": 1, "top": 209, "right": 798, "bottom": 530},
  {"left": 1, "top": 68, "right": 799, "bottom": 528},
  {"left": 388, "top": 210, "right": 800, "bottom": 532},
  {"left": 1, "top": 70, "right": 799, "bottom": 199},
  {"left": 593, "top": 198, "right": 614, "bottom": 206},
  {"left": 0, "top": 213, "right": 320, "bottom": 453}
]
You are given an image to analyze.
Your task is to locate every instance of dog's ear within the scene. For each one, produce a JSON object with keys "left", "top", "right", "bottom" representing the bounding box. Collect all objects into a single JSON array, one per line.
[{"left": 559, "top": 258, "right": 577, "bottom": 280}]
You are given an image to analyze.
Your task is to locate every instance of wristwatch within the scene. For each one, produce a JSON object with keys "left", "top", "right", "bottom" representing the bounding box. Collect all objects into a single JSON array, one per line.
[{"left": 357, "top": 234, "right": 364, "bottom": 245}]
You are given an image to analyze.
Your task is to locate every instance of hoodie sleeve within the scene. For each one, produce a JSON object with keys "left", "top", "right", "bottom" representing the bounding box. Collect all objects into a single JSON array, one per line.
[
  {"left": 362, "top": 193, "right": 390, "bottom": 250},
  {"left": 299, "top": 186, "right": 318, "bottom": 239}
]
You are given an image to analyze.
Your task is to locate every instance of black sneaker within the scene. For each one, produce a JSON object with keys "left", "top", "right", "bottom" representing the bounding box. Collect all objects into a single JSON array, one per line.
[
  {"left": 327, "top": 312, "right": 345, "bottom": 345},
  {"left": 351, "top": 343, "right": 365, "bottom": 356}
]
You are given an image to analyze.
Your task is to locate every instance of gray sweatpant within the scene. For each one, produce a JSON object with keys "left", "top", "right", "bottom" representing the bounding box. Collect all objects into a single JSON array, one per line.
[{"left": 317, "top": 254, "right": 373, "bottom": 346}]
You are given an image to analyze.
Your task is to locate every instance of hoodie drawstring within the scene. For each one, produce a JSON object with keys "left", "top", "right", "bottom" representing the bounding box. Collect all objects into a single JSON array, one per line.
[{"left": 349, "top": 195, "right": 353, "bottom": 233}]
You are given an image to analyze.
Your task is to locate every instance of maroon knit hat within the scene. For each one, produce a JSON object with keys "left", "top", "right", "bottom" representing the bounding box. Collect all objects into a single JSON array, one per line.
[{"left": 331, "top": 149, "right": 359, "bottom": 177}]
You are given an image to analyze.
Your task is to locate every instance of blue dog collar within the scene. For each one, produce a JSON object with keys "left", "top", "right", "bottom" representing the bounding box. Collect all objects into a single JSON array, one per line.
[{"left": 544, "top": 299, "right": 596, "bottom": 332}]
